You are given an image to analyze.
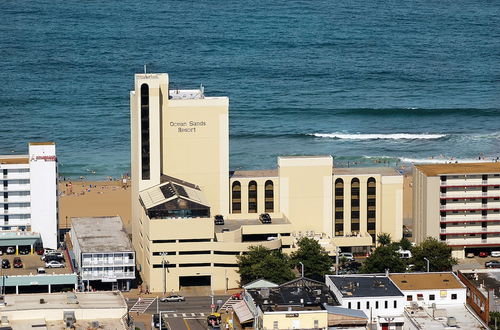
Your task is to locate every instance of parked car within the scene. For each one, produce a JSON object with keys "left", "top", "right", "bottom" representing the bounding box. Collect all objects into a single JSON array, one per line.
[
  {"left": 466, "top": 252, "right": 475, "bottom": 258},
  {"left": 485, "top": 260, "right": 500, "bottom": 268},
  {"left": 13, "top": 257, "right": 23, "bottom": 268},
  {"left": 160, "top": 294, "right": 185, "bottom": 302},
  {"left": 231, "top": 292, "right": 243, "bottom": 300},
  {"left": 479, "top": 251, "right": 489, "bottom": 258},
  {"left": 37, "top": 267, "right": 46, "bottom": 274},
  {"left": 19, "top": 248, "right": 30, "bottom": 255},
  {"left": 35, "top": 248, "right": 44, "bottom": 255},
  {"left": 1, "top": 260, "right": 10, "bottom": 269},
  {"left": 6, "top": 247, "right": 15, "bottom": 255},
  {"left": 259, "top": 213, "right": 272, "bottom": 224},
  {"left": 45, "top": 260, "right": 64, "bottom": 268},
  {"left": 339, "top": 252, "right": 354, "bottom": 262},
  {"left": 42, "top": 254, "right": 65, "bottom": 262},
  {"left": 491, "top": 251, "right": 500, "bottom": 258},
  {"left": 214, "top": 215, "right": 224, "bottom": 225},
  {"left": 151, "top": 313, "right": 169, "bottom": 329}
]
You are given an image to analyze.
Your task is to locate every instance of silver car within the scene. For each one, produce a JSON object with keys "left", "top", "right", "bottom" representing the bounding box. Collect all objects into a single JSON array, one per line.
[{"left": 160, "top": 294, "right": 185, "bottom": 302}]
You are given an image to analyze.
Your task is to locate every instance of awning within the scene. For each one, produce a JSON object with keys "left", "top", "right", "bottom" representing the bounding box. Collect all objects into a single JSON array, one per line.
[{"left": 233, "top": 300, "right": 254, "bottom": 323}]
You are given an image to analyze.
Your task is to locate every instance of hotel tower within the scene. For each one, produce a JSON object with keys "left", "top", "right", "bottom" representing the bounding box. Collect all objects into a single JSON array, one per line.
[{"left": 131, "top": 73, "right": 403, "bottom": 292}]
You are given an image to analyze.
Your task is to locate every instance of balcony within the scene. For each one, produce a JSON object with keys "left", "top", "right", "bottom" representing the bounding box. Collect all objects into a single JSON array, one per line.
[
  {"left": 440, "top": 191, "right": 500, "bottom": 199},
  {"left": 80, "top": 271, "right": 135, "bottom": 281},
  {"left": 81, "top": 258, "right": 135, "bottom": 267}
]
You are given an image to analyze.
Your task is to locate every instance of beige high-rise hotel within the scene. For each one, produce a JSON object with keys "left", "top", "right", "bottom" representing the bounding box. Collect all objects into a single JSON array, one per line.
[{"left": 130, "top": 73, "right": 404, "bottom": 292}]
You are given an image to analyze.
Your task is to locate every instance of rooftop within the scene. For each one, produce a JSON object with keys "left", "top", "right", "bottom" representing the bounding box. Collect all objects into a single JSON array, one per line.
[
  {"left": 230, "top": 169, "right": 278, "bottom": 178},
  {"left": 327, "top": 275, "right": 404, "bottom": 298},
  {"left": 247, "top": 277, "right": 337, "bottom": 311},
  {"left": 215, "top": 216, "right": 291, "bottom": 233},
  {"left": 415, "top": 162, "right": 500, "bottom": 176},
  {"left": 0, "top": 155, "right": 29, "bottom": 165},
  {"left": 389, "top": 272, "right": 465, "bottom": 291},
  {"left": 169, "top": 88, "right": 204, "bottom": 100},
  {"left": 333, "top": 166, "right": 402, "bottom": 176},
  {"left": 71, "top": 216, "right": 132, "bottom": 253},
  {"left": 404, "top": 305, "right": 486, "bottom": 329},
  {"left": 28, "top": 141, "right": 55, "bottom": 146},
  {"left": 2, "top": 291, "right": 127, "bottom": 312}
]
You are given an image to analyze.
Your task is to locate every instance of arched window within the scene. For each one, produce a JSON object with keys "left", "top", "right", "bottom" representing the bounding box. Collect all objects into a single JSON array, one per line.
[
  {"left": 265, "top": 180, "right": 274, "bottom": 213},
  {"left": 248, "top": 181, "right": 257, "bottom": 213},
  {"left": 140, "top": 84, "right": 150, "bottom": 180},
  {"left": 231, "top": 181, "right": 241, "bottom": 213},
  {"left": 351, "top": 178, "right": 360, "bottom": 233},
  {"left": 335, "top": 178, "right": 344, "bottom": 236},
  {"left": 367, "top": 177, "right": 376, "bottom": 243}
]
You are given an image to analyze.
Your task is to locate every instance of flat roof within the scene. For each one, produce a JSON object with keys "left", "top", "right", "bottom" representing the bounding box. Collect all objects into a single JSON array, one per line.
[
  {"left": 2, "top": 291, "right": 127, "bottom": 312},
  {"left": 29, "top": 141, "right": 55, "bottom": 145},
  {"left": 230, "top": 169, "right": 278, "bottom": 178},
  {"left": 0, "top": 155, "right": 29, "bottom": 164},
  {"left": 71, "top": 217, "right": 132, "bottom": 253},
  {"left": 216, "top": 217, "right": 291, "bottom": 233},
  {"left": 328, "top": 276, "right": 404, "bottom": 298},
  {"left": 415, "top": 162, "right": 500, "bottom": 176},
  {"left": 405, "top": 305, "right": 485, "bottom": 329},
  {"left": 333, "top": 167, "right": 402, "bottom": 176},
  {"left": 459, "top": 269, "right": 500, "bottom": 309},
  {"left": 389, "top": 273, "right": 464, "bottom": 291}
]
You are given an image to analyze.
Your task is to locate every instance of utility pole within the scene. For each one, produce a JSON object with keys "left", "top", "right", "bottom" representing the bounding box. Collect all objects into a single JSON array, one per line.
[{"left": 424, "top": 257, "right": 430, "bottom": 272}]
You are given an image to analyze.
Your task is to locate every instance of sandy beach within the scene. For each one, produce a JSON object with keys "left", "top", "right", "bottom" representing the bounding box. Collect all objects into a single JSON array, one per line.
[{"left": 58, "top": 180, "right": 131, "bottom": 234}]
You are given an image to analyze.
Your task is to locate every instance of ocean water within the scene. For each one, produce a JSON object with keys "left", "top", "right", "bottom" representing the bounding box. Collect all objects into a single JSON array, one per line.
[{"left": 1, "top": 0, "right": 499, "bottom": 178}]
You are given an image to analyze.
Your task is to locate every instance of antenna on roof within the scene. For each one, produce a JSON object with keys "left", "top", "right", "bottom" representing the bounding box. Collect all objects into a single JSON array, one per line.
[{"left": 144, "top": 64, "right": 147, "bottom": 74}]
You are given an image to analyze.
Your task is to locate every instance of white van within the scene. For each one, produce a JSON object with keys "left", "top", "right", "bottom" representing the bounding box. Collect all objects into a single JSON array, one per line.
[{"left": 399, "top": 249, "right": 412, "bottom": 259}]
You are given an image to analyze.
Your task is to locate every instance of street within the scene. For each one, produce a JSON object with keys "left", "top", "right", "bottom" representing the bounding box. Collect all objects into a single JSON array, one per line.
[{"left": 127, "top": 295, "right": 231, "bottom": 329}]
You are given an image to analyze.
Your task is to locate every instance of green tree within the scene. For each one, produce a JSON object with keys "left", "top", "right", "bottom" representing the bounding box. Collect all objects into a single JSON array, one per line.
[
  {"left": 360, "top": 243, "right": 406, "bottom": 274},
  {"left": 377, "top": 233, "right": 392, "bottom": 246},
  {"left": 237, "top": 246, "right": 295, "bottom": 285},
  {"left": 399, "top": 237, "right": 413, "bottom": 251},
  {"left": 490, "top": 311, "right": 500, "bottom": 329},
  {"left": 410, "top": 237, "right": 457, "bottom": 272},
  {"left": 290, "top": 237, "right": 332, "bottom": 280}
]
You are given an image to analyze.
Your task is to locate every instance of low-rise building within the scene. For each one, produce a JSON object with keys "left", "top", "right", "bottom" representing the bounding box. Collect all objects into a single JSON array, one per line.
[
  {"left": 0, "top": 291, "right": 128, "bottom": 329},
  {"left": 70, "top": 217, "right": 135, "bottom": 291},
  {"left": 457, "top": 269, "right": 500, "bottom": 324},
  {"left": 389, "top": 272, "right": 466, "bottom": 307},
  {"left": 242, "top": 277, "right": 366, "bottom": 330},
  {"left": 0, "top": 142, "right": 58, "bottom": 250},
  {"left": 326, "top": 275, "right": 405, "bottom": 329}
]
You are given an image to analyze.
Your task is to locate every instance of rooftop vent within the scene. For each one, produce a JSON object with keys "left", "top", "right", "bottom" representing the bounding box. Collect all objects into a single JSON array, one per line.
[{"left": 447, "top": 317, "right": 457, "bottom": 327}]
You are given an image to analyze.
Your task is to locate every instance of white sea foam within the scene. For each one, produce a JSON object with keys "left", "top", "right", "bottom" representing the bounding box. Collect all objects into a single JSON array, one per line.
[
  {"left": 310, "top": 133, "right": 446, "bottom": 140},
  {"left": 398, "top": 157, "right": 496, "bottom": 164}
]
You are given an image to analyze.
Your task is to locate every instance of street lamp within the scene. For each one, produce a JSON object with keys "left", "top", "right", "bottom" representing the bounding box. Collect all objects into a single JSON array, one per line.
[
  {"left": 298, "top": 262, "right": 304, "bottom": 278},
  {"left": 160, "top": 253, "right": 169, "bottom": 295},
  {"left": 423, "top": 257, "right": 430, "bottom": 272},
  {"left": 335, "top": 247, "right": 340, "bottom": 275}
]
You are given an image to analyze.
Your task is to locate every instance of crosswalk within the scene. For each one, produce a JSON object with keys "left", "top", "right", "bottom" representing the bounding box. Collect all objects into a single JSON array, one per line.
[
  {"left": 163, "top": 312, "right": 206, "bottom": 318},
  {"left": 129, "top": 297, "right": 156, "bottom": 313}
]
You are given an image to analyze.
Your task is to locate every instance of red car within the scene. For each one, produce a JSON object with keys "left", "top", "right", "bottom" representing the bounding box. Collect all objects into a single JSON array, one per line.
[
  {"left": 479, "top": 251, "right": 489, "bottom": 258},
  {"left": 13, "top": 257, "right": 23, "bottom": 268},
  {"left": 231, "top": 292, "right": 243, "bottom": 300}
]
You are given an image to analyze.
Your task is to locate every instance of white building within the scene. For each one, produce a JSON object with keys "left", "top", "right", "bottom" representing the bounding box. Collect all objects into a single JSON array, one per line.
[
  {"left": 70, "top": 216, "right": 135, "bottom": 291},
  {"left": 326, "top": 275, "right": 405, "bottom": 330},
  {"left": 389, "top": 272, "right": 466, "bottom": 307},
  {"left": 0, "top": 142, "right": 58, "bottom": 250}
]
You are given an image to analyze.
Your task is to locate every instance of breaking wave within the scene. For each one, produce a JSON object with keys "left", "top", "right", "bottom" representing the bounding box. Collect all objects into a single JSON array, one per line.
[{"left": 309, "top": 133, "right": 447, "bottom": 140}]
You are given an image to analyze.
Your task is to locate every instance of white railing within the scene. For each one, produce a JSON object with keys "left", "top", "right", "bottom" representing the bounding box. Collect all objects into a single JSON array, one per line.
[{"left": 81, "top": 271, "right": 135, "bottom": 280}]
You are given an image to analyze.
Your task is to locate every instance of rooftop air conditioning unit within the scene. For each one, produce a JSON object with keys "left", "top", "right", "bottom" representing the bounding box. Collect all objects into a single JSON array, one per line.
[{"left": 447, "top": 317, "right": 457, "bottom": 327}]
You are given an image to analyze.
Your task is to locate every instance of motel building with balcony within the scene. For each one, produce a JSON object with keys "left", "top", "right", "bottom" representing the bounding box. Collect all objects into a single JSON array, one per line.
[
  {"left": 130, "top": 73, "right": 404, "bottom": 293},
  {"left": 70, "top": 217, "right": 135, "bottom": 291},
  {"left": 413, "top": 163, "right": 500, "bottom": 258}
]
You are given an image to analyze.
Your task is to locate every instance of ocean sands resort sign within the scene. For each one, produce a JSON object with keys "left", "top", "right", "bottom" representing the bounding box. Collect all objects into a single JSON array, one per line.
[
  {"left": 170, "top": 120, "right": 207, "bottom": 133},
  {"left": 31, "top": 155, "right": 57, "bottom": 162}
]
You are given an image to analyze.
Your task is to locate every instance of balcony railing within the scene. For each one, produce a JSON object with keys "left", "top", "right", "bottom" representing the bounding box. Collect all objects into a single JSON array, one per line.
[
  {"left": 81, "top": 271, "right": 135, "bottom": 280},
  {"left": 82, "top": 259, "right": 135, "bottom": 267}
]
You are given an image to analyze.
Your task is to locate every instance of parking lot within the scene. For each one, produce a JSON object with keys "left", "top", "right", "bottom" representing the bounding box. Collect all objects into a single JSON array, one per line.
[{"left": 0, "top": 251, "right": 72, "bottom": 276}]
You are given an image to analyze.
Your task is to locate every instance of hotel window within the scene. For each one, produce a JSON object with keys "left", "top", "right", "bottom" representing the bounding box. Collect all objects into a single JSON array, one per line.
[
  {"left": 231, "top": 181, "right": 241, "bottom": 213},
  {"left": 273, "top": 321, "right": 278, "bottom": 329},
  {"left": 335, "top": 178, "right": 344, "bottom": 236},
  {"left": 452, "top": 294, "right": 457, "bottom": 300},
  {"left": 375, "top": 301, "right": 379, "bottom": 309},
  {"left": 367, "top": 177, "right": 376, "bottom": 243},
  {"left": 248, "top": 181, "right": 257, "bottom": 213},
  {"left": 384, "top": 301, "right": 388, "bottom": 309},
  {"left": 366, "top": 301, "right": 370, "bottom": 309},
  {"left": 140, "top": 83, "right": 150, "bottom": 180},
  {"left": 394, "top": 300, "right": 397, "bottom": 308},
  {"left": 265, "top": 180, "right": 274, "bottom": 213},
  {"left": 407, "top": 295, "right": 413, "bottom": 301},
  {"left": 357, "top": 302, "right": 360, "bottom": 309},
  {"left": 351, "top": 178, "right": 360, "bottom": 233},
  {"left": 348, "top": 302, "right": 351, "bottom": 309},
  {"left": 429, "top": 294, "right": 435, "bottom": 301}
]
